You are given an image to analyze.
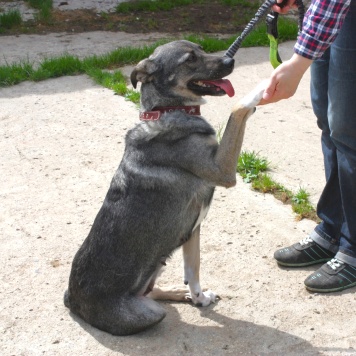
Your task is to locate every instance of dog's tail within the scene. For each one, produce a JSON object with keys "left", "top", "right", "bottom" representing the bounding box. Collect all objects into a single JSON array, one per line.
[{"left": 64, "top": 290, "right": 166, "bottom": 336}]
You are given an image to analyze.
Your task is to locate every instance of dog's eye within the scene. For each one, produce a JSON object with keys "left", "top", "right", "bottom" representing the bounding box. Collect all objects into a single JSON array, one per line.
[{"left": 187, "top": 52, "right": 197, "bottom": 63}]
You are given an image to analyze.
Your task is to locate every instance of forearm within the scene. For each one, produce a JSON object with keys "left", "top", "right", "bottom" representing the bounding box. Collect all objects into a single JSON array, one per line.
[
  {"left": 289, "top": 53, "right": 313, "bottom": 76},
  {"left": 259, "top": 53, "right": 312, "bottom": 105}
]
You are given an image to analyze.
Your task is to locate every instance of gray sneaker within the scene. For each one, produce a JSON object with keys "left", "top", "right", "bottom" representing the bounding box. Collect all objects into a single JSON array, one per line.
[
  {"left": 274, "top": 236, "right": 335, "bottom": 267},
  {"left": 304, "top": 258, "right": 356, "bottom": 293}
]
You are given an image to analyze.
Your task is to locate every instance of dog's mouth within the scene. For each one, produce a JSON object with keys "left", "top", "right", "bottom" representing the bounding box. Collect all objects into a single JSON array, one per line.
[{"left": 188, "top": 79, "right": 235, "bottom": 97}]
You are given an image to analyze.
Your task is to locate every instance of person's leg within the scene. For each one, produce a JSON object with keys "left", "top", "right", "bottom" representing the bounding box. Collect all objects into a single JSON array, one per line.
[
  {"left": 305, "top": 1, "right": 356, "bottom": 292},
  {"left": 273, "top": 48, "right": 339, "bottom": 267},
  {"left": 310, "top": 47, "right": 342, "bottom": 252},
  {"left": 327, "top": 3, "right": 356, "bottom": 267}
]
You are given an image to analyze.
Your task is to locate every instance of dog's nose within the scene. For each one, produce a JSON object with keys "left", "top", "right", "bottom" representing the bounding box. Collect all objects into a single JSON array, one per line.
[{"left": 222, "top": 56, "right": 235, "bottom": 68}]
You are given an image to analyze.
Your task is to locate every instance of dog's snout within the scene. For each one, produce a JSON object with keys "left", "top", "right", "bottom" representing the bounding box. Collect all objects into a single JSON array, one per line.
[{"left": 222, "top": 56, "right": 235, "bottom": 68}]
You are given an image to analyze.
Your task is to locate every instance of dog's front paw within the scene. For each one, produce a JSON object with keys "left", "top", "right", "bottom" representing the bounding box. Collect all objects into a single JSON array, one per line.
[
  {"left": 240, "top": 81, "right": 267, "bottom": 109},
  {"left": 189, "top": 289, "right": 217, "bottom": 307}
]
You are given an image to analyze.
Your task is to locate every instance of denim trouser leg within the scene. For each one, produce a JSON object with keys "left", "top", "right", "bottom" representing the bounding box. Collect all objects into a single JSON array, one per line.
[{"left": 310, "top": 2, "right": 356, "bottom": 267}]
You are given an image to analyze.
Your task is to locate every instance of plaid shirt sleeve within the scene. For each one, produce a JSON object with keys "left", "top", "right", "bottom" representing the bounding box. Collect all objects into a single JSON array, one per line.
[{"left": 294, "top": 0, "right": 351, "bottom": 60}]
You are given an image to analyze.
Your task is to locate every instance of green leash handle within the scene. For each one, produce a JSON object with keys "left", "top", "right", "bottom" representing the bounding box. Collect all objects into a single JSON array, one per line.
[
  {"left": 266, "top": 11, "right": 282, "bottom": 68},
  {"left": 266, "top": 1, "right": 305, "bottom": 68},
  {"left": 267, "top": 33, "right": 283, "bottom": 68}
]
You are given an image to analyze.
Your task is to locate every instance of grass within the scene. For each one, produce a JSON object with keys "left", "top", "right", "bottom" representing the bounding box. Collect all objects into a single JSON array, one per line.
[
  {"left": 117, "top": 0, "right": 196, "bottom": 13},
  {"left": 87, "top": 68, "right": 140, "bottom": 103},
  {"left": 116, "top": 0, "right": 260, "bottom": 13},
  {"left": 0, "top": 9, "right": 22, "bottom": 31},
  {"left": 0, "top": 43, "right": 163, "bottom": 88},
  {"left": 0, "top": 61, "right": 34, "bottom": 86},
  {"left": 0, "top": 2, "right": 51, "bottom": 29},
  {"left": 39, "top": 55, "right": 83, "bottom": 77},
  {"left": 237, "top": 150, "right": 269, "bottom": 183},
  {"left": 236, "top": 151, "right": 319, "bottom": 222},
  {"left": 25, "top": 0, "right": 53, "bottom": 23}
]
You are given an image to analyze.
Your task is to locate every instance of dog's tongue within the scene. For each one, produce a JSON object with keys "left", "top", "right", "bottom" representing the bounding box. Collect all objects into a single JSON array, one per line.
[{"left": 205, "top": 79, "right": 235, "bottom": 97}]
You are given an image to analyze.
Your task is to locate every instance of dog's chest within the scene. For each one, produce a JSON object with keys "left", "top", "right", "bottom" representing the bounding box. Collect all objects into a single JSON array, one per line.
[
  {"left": 190, "top": 185, "right": 214, "bottom": 232},
  {"left": 192, "top": 203, "right": 211, "bottom": 231}
]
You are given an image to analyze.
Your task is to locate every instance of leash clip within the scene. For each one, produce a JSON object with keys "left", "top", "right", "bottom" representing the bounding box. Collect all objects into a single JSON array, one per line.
[{"left": 266, "top": 11, "right": 279, "bottom": 38}]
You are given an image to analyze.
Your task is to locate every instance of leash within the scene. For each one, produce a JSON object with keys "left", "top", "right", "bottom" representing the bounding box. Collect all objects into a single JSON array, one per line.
[
  {"left": 224, "top": 0, "right": 305, "bottom": 68},
  {"left": 266, "top": 0, "right": 305, "bottom": 68}
]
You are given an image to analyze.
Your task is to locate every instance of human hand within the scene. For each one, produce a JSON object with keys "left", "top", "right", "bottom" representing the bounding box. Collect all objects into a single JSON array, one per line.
[
  {"left": 271, "top": 0, "right": 298, "bottom": 14},
  {"left": 258, "top": 53, "right": 312, "bottom": 105}
]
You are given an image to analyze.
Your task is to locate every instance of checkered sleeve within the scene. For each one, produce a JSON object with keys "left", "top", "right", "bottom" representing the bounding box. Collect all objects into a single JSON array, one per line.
[{"left": 294, "top": 0, "right": 351, "bottom": 60}]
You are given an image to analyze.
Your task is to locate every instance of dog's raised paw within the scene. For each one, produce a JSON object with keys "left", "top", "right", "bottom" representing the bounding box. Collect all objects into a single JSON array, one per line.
[{"left": 239, "top": 81, "right": 267, "bottom": 109}]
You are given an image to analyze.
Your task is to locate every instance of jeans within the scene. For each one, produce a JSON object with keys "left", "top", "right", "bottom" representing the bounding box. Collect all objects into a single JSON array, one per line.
[{"left": 310, "top": 1, "right": 356, "bottom": 267}]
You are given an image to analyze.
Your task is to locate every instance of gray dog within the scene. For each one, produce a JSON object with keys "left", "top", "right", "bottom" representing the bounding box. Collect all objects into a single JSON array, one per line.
[{"left": 64, "top": 40, "right": 264, "bottom": 336}]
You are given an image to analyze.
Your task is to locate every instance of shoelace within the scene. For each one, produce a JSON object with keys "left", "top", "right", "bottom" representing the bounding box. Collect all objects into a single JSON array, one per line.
[
  {"left": 299, "top": 236, "right": 313, "bottom": 246},
  {"left": 327, "top": 258, "right": 344, "bottom": 270}
]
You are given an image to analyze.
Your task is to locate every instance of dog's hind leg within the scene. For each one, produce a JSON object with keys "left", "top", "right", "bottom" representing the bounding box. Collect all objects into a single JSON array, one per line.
[
  {"left": 144, "top": 259, "right": 191, "bottom": 302},
  {"left": 69, "top": 295, "right": 166, "bottom": 336},
  {"left": 146, "top": 227, "right": 215, "bottom": 305},
  {"left": 182, "top": 225, "right": 216, "bottom": 306},
  {"left": 147, "top": 286, "right": 190, "bottom": 301}
]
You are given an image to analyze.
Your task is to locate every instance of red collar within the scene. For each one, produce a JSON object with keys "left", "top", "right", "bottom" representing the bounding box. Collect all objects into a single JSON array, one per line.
[{"left": 139, "top": 105, "right": 201, "bottom": 121}]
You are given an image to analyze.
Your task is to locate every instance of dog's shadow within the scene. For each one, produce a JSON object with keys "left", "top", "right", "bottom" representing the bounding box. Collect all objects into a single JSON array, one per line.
[{"left": 69, "top": 300, "right": 337, "bottom": 355}]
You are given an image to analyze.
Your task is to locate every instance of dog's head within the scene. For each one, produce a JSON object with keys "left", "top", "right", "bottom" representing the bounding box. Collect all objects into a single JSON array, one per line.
[{"left": 131, "top": 40, "right": 235, "bottom": 108}]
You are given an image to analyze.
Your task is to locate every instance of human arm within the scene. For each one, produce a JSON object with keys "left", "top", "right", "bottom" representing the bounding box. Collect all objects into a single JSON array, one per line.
[
  {"left": 259, "top": 0, "right": 351, "bottom": 105},
  {"left": 259, "top": 53, "right": 312, "bottom": 104}
]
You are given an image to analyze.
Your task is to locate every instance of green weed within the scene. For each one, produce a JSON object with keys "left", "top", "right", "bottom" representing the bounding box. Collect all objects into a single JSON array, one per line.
[
  {"left": 252, "top": 173, "right": 283, "bottom": 193},
  {"left": 291, "top": 188, "right": 317, "bottom": 220},
  {"left": 0, "top": 9, "right": 22, "bottom": 30},
  {"left": 0, "top": 61, "right": 33, "bottom": 86},
  {"left": 237, "top": 151, "right": 269, "bottom": 183},
  {"left": 38, "top": 55, "right": 83, "bottom": 77},
  {"left": 25, "top": 0, "right": 53, "bottom": 23}
]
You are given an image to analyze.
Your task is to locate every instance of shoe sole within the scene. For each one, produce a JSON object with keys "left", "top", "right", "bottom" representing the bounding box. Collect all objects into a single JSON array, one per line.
[
  {"left": 275, "top": 257, "right": 332, "bottom": 267},
  {"left": 305, "top": 281, "right": 356, "bottom": 293}
]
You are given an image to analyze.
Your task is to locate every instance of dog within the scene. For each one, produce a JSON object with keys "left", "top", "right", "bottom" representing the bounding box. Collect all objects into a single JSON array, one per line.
[{"left": 64, "top": 40, "right": 264, "bottom": 336}]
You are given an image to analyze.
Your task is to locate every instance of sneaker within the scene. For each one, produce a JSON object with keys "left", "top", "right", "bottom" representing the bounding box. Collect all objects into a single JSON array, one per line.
[
  {"left": 274, "top": 236, "right": 335, "bottom": 267},
  {"left": 304, "top": 258, "right": 356, "bottom": 293}
]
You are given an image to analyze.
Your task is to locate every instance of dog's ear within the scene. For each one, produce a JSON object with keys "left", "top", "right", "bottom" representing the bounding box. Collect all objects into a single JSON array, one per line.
[{"left": 130, "top": 58, "right": 160, "bottom": 89}]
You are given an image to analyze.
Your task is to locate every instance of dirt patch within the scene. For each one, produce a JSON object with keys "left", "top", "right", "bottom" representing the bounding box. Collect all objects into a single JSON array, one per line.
[{"left": 1, "top": 1, "right": 260, "bottom": 35}]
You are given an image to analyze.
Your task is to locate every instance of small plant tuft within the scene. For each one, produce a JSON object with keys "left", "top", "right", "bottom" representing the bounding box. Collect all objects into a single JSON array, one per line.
[
  {"left": 25, "top": 0, "right": 53, "bottom": 24},
  {"left": 0, "top": 61, "right": 33, "bottom": 86},
  {"left": 0, "top": 9, "right": 22, "bottom": 30},
  {"left": 237, "top": 151, "right": 269, "bottom": 183},
  {"left": 38, "top": 55, "right": 83, "bottom": 78}
]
